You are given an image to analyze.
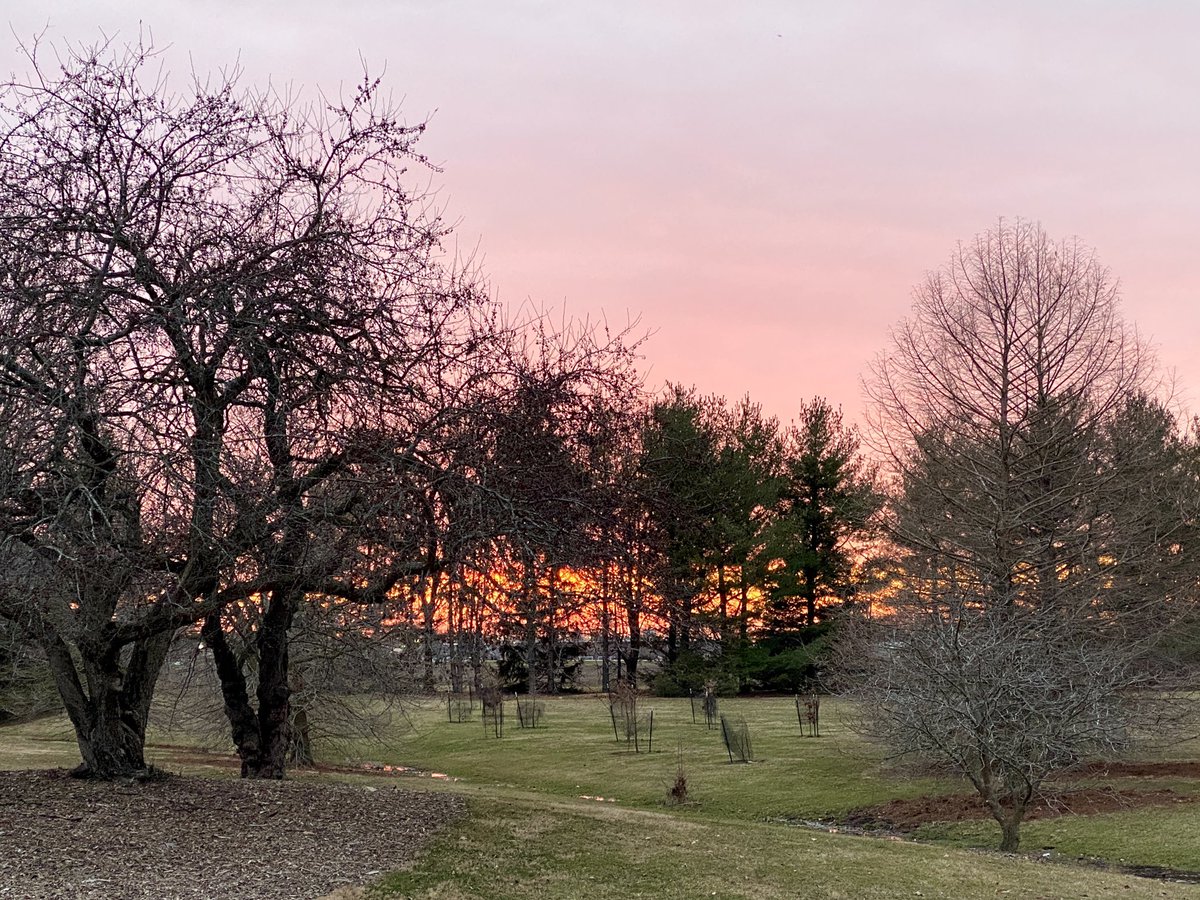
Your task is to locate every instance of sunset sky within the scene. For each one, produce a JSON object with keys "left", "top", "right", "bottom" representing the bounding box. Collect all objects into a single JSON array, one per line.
[{"left": 5, "top": 2, "right": 1198, "bottom": 427}]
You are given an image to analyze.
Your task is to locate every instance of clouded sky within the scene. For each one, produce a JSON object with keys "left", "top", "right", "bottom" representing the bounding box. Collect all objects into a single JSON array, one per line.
[{"left": 5, "top": 2, "right": 1198, "bottom": 426}]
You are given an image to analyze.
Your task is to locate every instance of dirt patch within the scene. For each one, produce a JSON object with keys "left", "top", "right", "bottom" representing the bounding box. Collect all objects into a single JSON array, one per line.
[
  {"left": 0, "top": 769, "right": 465, "bottom": 899},
  {"left": 1063, "top": 760, "right": 1200, "bottom": 780},
  {"left": 842, "top": 786, "right": 1198, "bottom": 832}
]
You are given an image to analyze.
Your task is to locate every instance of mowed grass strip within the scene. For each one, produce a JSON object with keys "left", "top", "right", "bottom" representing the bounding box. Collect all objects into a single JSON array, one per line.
[{"left": 373, "top": 795, "right": 1200, "bottom": 899}]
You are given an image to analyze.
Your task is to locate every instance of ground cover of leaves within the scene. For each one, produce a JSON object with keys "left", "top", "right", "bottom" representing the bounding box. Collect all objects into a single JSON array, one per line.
[{"left": 0, "top": 769, "right": 465, "bottom": 899}]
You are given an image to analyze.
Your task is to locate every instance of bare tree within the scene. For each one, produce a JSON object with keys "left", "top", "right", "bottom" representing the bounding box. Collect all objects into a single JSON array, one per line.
[
  {"left": 156, "top": 596, "right": 423, "bottom": 767},
  {"left": 0, "top": 37, "right": 500, "bottom": 778},
  {"left": 849, "top": 220, "right": 1200, "bottom": 851},
  {"left": 842, "top": 597, "right": 1167, "bottom": 852},
  {"left": 465, "top": 316, "right": 643, "bottom": 695}
]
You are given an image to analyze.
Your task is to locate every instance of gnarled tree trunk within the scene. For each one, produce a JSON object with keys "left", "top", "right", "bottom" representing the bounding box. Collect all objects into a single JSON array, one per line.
[{"left": 46, "top": 630, "right": 173, "bottom": 780}]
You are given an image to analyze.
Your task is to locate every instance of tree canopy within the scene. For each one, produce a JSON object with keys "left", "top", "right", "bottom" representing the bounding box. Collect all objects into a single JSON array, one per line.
[{"left": 0, "top": 38, "right": 640, "bottom": 777}]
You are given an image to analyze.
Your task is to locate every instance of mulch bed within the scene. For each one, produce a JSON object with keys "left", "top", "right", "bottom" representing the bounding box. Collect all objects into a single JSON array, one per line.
[
  {"left": 843, "top": 786, "right": 1198, "bottom": 832},
  {"left": 0, "top": 769, "right": 465, "bottom": 899},
  {"left": 1064, "top": 760, "right": 1200, "bottom": 780}
]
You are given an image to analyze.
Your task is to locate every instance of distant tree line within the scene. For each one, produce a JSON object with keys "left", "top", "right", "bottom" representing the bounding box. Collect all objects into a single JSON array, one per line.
[{"left": 409, "top": 387, "right": 884, "bottom": 700}]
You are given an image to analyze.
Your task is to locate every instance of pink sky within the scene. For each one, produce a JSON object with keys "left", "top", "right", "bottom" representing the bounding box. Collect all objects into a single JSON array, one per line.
[{"left": 6, "top": 2, "right": 1198, "bottom": 427}]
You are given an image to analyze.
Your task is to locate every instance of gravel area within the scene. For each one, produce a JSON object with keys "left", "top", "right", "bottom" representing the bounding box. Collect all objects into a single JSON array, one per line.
[{"left": 0, "top": 769, "right": 465, "bottom": 899}]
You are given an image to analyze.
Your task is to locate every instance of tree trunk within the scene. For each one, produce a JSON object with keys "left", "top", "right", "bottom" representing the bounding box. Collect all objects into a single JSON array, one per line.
[
  {"left": 471, "top": 591, "right": 484, "bottom": 694},
  {"left": 422, "top": 577, "right": 438, "bottom": 692},
  {"left": 625, "top": 588, "right": 641, "bottom": 685},
  {"left": 287, "top": 664, "right": 316, "bottom": 767},
  {"left": 717, "top": 563, "right": 729, "bottom": 647},
  {"left": 680, "top": 590, "right": 693, "bottom": 654},
  {"left": 447, "top": 576, "right": 465, "bottom": 694},
  {"left": 999, "top": 817, "right": 1021, "bottom": 852},
  {"left": 802, "top": 567, "right": 819, "bottom": 627},
  {"left": 46, "top": 630, "right": 173, "bottom": 780},
  {"left": 523, "top": 556, "right": 539, "bottom": 695},
  {"left": 245, "top": 588, "right": 300, "bottom": 779},
  {"left": 981, "top": 782, "right": 1027, "bottom": 853},
  {"left": 205, "top": 589, "right": 302, "bottom": 779},
  {"left": 202, "top": 613, "right": 262, "bottom": 776},
  {"left": 74, "top": 723, "right": 146, "bottom": 776},
  {"left": 546, "top": 567, "right": 563, "bottom": 695},
  {"left": 599, "top": 564, "right": 611, "bottom": 693}
]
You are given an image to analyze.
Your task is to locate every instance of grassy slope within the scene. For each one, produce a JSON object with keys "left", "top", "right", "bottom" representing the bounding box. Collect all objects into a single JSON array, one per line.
[
  {"left": 378, "top": 795, "right": 1197, "bottom": 900},
  {"left": 5, "top": 696, "right": 1200, "bottom": 898},
  {"left": 366, "top": 694, "right": 1200, "bottom": 868}
]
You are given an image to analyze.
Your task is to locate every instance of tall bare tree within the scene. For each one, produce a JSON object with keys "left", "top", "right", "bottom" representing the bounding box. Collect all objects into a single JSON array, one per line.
[{"left": 849, "top": 220, "right": 1199, "bottom": 850}]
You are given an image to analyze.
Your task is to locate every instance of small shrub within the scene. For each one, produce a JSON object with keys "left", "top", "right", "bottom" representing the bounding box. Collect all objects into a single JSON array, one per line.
[
  {"left": 479, "top": 677, "right": 504, "bottom": 738},
  {"left": 667, "top": 744, "right": 689, "bottom": 805},
  {"left": 608, "top": 682, "right": 653, "bottom": 752},
  {"left": 796, "top": 691, "right": 820, "bottom": 737}
]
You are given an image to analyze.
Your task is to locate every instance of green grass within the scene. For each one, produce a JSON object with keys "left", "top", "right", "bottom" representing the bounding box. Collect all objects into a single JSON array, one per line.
[
  {"left": 6, "top": 694, "right": 1200, "bottom": 897},
  {"left": 916, "top": 804, "right": 1200, "bottom": 871},
  {"left": 351, "top": 695, "right": 947, "bottom": 821},
  {"left": 375, "top": 794, "right": 1200, "bottom": 899},
  {"left": 0, "top": 714, "right": 82, "bottom": 770},
  {"left": 333, "top": 693, "right": 1200, "bottom": 883}
]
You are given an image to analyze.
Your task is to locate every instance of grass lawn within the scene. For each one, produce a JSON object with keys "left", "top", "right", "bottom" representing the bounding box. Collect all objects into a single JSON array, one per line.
[
  {"left": 379, "top": 694, "right": 946, "bottom": 821},
  {"left": 375, "top": 794, "right": 1199, "bottom": 899},
  {"left": 915, "top": 805, "right": 1200, "bottom": 872},
  {"left": 5, "top": 694, "right": 1200, "bottom": 897},
  {"left": 340, "top": 693, "right": 1200, "bottom": 871}
]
